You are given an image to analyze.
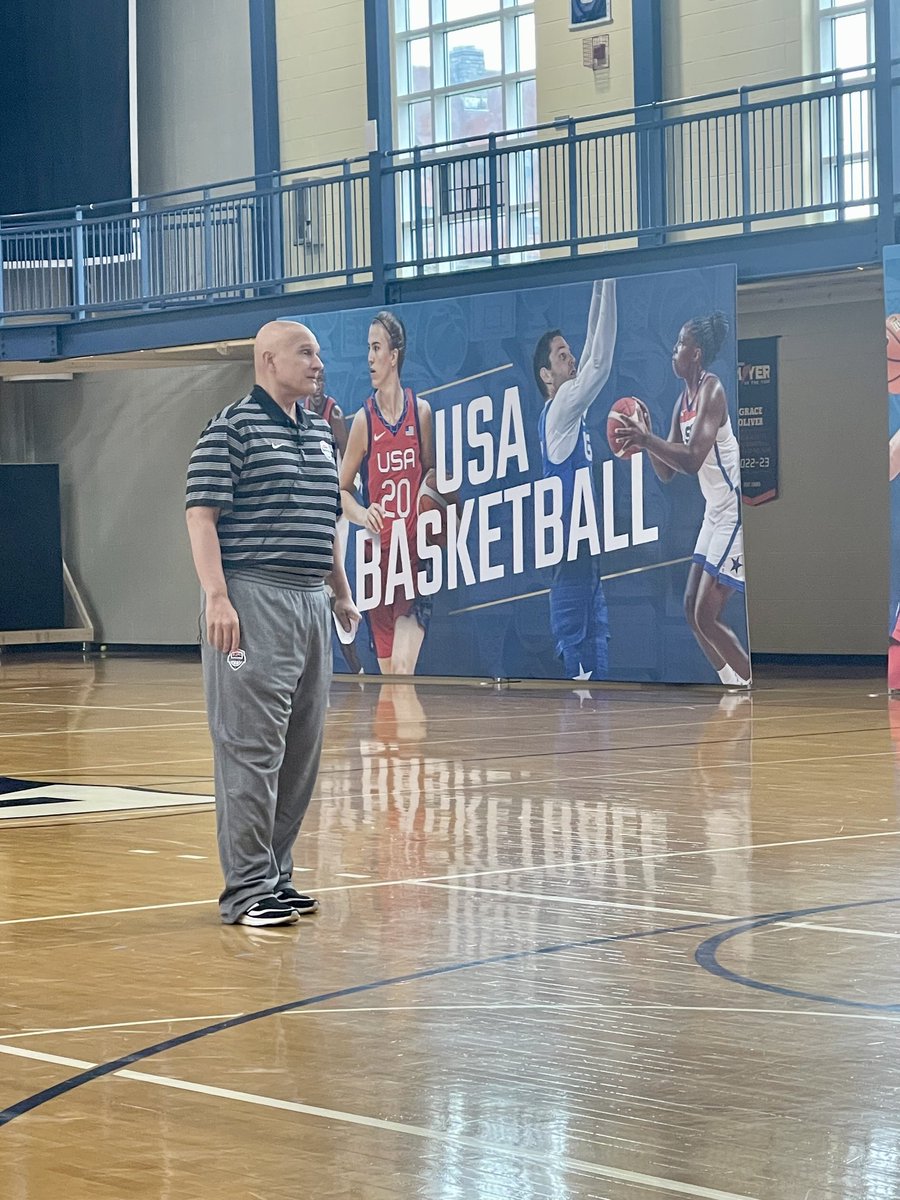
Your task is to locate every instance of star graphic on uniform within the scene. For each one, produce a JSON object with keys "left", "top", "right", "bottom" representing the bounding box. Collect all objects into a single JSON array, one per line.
[{"left": 730, "top": 556, "right": 743, "bottom": 574}]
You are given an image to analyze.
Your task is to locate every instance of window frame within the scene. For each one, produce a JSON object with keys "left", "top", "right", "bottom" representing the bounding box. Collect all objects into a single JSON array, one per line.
[
  {"left": 817, "top": 0, "right": 875, "bottom": 219},
  {"left": 394, "top": 0, "right": 537, "bottom": 151}
]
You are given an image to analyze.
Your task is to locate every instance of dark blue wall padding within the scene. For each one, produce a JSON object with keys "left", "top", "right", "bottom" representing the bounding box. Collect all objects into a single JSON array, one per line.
[{"left": 0, "top": 0, "right": 131, "bottom": 215}]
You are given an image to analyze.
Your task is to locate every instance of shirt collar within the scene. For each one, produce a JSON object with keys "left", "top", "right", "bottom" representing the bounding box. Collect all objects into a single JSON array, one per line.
[{"left": 249, "top": 384, "right": 310, "bottom": 429}]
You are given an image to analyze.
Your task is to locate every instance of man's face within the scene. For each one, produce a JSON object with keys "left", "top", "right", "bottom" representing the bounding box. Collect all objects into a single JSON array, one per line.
[
  {"left": 270, "top": 326, "right": 323, "bottom": 399},
  {"left": 543, "top": 335, "right": 576, "bottom": 398}
]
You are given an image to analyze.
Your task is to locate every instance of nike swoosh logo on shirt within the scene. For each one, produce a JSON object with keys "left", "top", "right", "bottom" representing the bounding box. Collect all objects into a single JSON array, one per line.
[{"left": 373, "top": 431, "right": 386, "bottom": 441}]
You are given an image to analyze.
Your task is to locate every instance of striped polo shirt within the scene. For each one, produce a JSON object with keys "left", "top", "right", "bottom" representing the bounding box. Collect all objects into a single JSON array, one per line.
[{"left": 185, "top": 384, "right": 340, "bottom": 586}]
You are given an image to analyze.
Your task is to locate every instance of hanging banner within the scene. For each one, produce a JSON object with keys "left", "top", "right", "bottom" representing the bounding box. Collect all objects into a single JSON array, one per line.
[
  {"left": 883, "top": 247, "right": 900, "bottom": 690},
  {"left": 289, "top": 264, "right": 751, "bottom": 684},
  {"left": 738, "top": 337, "right": 779, "bottom": 506}
]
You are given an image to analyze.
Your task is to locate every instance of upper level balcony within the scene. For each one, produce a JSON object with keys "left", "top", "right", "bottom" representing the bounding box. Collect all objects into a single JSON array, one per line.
[{"left": 0, "top": 62, "right": 895, "bottom": 358}]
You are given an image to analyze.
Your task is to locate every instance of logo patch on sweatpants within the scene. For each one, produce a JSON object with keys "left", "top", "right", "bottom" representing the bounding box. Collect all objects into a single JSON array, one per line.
[{"left": 227, "top": 650, "right": 246, "bottom": 671}]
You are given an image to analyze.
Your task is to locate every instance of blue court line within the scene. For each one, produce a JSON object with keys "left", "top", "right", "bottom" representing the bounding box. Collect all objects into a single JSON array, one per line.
[
  {"left": 3, "top": 896, "right": 899, "bottom": 1129},
  {"left": 695, "top": 896, "right": 900, "bottom": 1011},
  {"left": 0, "top": 916, "right": 723, "bottom": 1129}
]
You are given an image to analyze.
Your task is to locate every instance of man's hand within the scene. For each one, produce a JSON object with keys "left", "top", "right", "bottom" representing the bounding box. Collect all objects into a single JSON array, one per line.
[
  {"left": 332, "top": 595, "right": 361, "bottom": 634},
  {"left": 206, "top": 593, "right": 241, "bottom": 654}
]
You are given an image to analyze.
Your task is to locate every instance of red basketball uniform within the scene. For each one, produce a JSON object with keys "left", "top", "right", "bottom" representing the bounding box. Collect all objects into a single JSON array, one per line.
[
  {"left": 361, "top": 388, "right": 427, "bottom": 660},
  {"left": 305, "top": 394, "right": 338, "bottom": 424}
]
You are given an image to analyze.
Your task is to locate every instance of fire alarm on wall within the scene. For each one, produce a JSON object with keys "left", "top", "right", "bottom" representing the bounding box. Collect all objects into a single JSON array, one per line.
[{"left": 582, "top": 34, "right": 609, "bottom": 72}]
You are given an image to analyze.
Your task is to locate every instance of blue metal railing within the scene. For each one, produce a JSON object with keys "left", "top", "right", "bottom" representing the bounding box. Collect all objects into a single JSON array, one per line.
[
  {"left": 386, "top": 67, "right": 878, "bottom": 272},
  {"left": 0, "top": 159, "right": 373, "bottom": 320},
  {"left": 0, "top": 66, "right": 882, "bottom": 323}
]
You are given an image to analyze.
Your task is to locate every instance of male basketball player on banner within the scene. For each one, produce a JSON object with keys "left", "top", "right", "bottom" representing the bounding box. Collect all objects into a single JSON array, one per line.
[
  {"left": 532, "top": 278, "right": 618, "bottom": 679},
  {"left": 615, "top": 313, "right": 751, "bottom": 687},
  {"left": 340, "top": 311, "right": 435, "bottom": 675}
]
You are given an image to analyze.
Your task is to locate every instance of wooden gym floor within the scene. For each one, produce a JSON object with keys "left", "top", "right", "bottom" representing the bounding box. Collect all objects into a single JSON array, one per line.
[{"left": 1, "top": 654, "right": 899, "bottom": 1200}]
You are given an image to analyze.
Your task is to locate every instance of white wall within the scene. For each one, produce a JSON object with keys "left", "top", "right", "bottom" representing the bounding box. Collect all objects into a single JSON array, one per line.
[
  {"left": 0, "top": 365, "right": 253, "bottom": 644},
  {"left": 739, "top": 281, "right": 888, "bottom": 654},
  {"left": 137, "top": 0, "right": 255, "bottom": 194},
  {"left": 276, "top": 0, "right": 368, "bottom": 169},
  {"left": 535, "top": 0, "right": 634, "bottom": 123},
  {"left": 663, "top": 0, "right": 809, "bottom": 101}
]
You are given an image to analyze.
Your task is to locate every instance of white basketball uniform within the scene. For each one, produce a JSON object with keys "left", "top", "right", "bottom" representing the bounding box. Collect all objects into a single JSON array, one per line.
[{"left": 679, "top": 371, "right": 745, "bottom": 592}]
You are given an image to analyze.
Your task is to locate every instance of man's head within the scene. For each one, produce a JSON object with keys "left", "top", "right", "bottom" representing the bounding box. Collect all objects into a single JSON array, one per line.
[
  {"left": 533, "top": 330, "right": 576, "bottom": 401},
  {"left": 254, "top": 321, "right": 323, "bottom": 404}
]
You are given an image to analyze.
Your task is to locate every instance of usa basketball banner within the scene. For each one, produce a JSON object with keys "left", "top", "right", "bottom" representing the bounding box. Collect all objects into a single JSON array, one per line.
[
  {"left": 288, "top": 263, "right": 751, "bottom": 684},
  {"left": 737, "top": 338, "right": 779, "bottom": 507},
  {"left": 883, "top": 246, "right": 900, "bottom": 690}
]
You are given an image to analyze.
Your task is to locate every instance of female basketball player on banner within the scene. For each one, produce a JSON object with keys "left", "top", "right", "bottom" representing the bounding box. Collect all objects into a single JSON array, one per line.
[
  {"left": 615, "top": 313, "right": 751, "bottom": 687},
  {"left": 340, "top": 311, "right": 435, "bottom": 675}
]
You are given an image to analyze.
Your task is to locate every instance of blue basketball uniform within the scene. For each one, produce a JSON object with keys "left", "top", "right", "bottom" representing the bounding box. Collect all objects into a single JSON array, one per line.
[{"left": 539, "top": 404, "right": 609, "bottom": 679}]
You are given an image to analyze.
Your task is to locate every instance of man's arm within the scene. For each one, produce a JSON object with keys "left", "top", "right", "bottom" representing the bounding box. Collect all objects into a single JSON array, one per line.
[
  {"left": 185, "top": 506, "right": 241, "bottom": 653},
  {"left": 544, "top": 278, "right": 618, "bottom": 465}
]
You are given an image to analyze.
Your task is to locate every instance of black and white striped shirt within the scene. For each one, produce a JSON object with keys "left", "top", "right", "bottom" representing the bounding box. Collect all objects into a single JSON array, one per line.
[{"left": 185, "top": 385, "right": 340, "bottom": 585}]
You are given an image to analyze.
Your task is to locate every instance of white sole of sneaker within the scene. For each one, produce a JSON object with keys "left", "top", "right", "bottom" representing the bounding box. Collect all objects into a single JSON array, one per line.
[{"left": 235, "top": 911, "right": 300, "bottom": 927}]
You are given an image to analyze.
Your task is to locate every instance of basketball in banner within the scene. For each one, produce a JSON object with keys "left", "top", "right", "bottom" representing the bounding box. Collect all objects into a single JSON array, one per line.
[{"left": 291, "top": 265, "right": 751, "bottom": 684}]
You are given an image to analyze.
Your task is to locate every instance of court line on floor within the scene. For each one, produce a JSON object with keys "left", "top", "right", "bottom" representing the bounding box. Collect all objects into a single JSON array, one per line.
[
  {"left": 6, "top": 715, "right": 891, "bottom": 801},
  {"left": 6, "top": 1002, "right": 900, "bottom": 1044},
  {"left": 0, "top": 1014, "right": 243, "bottom": 1040},
  {"left": 283, "top": 1003, "right": 900, "bottom": 1021},
  {"left": 4, "top": 897, "right": 899, "bottom": 1188},
  {"left": 2, "top": 827, "right": 900, "bottom": 928},
  {"left": 413, "top": 883, "right": 900, "bottom": 939},
  {"left": 0, "top": 1043, "right": 756, "bottom": 1200},
  {"left": 696, "top": 909, "right": 900, "bottom": 1011},
  {"left": 0, "top": 702, "right": 207, "bottom": 716},
  {"left": 405, "top": 828, "right": 900, "bottom": 886},
  {"left": 0, "top": 721, "right": 209, "bottom": 740}
]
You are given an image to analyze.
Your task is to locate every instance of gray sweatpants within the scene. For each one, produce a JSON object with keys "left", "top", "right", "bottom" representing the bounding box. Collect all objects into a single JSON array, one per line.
[{"left": 201, "top": 575, "right": 331, "bottom": 923}]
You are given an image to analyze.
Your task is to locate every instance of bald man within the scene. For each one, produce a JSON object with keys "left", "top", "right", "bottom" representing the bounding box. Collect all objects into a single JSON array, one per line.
[{"left": 186, "top": 321, "right": 359, "bottom": 927}]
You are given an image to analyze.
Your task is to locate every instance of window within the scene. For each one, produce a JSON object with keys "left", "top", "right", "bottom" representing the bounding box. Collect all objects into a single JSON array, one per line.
[
  {"left": 818, "top": 0, "right": 875, "bottom": 218},
  {"left": 395, "top": 0, "right": 536, "bottom": 149},
  {"left": 394, "top": 0, "right": 538, "bottom": 271}
]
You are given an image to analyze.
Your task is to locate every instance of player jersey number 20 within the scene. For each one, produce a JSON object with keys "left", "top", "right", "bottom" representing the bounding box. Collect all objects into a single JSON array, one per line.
[
  {"left": 375, "top": 446, "right": 417, "bottom": 520},
  {"left": 381, "top": 476, "right": 411, "bottom": 520}
]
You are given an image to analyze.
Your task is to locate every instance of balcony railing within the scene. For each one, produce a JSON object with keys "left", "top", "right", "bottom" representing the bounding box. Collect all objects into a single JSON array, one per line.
[{"left": 0, "top": 66, "right": 882, "bottom": 323}]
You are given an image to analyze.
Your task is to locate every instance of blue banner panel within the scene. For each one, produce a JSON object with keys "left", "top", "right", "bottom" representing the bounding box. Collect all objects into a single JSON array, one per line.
[
  {"left": 571, "top": 0, "right": 610, "bottom": 26},
  {"left": 0, "top": 0, "right": 131, "bottom": 215},
  {"left": 0, "top": 465, "right": 64, "bottom": 631},
  {"left": 738, "top": 338, "right": 779, "bottom": 507},
  {"left": 290, "top": 265, "right": 750, "bottom": 683}
]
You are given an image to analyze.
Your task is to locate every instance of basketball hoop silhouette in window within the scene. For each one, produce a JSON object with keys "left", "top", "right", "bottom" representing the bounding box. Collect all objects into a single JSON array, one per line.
[{"left": 571, "top": 0, "right": 611, "bottom": 28}]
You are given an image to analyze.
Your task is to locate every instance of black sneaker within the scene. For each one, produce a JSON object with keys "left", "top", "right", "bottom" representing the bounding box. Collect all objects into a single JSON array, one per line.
[
  {"left": 235, "top": 895, "right": 300, "bottom": 927},
  {"left": 275, "top": 885, "right": 320, "bottom": 916}
]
